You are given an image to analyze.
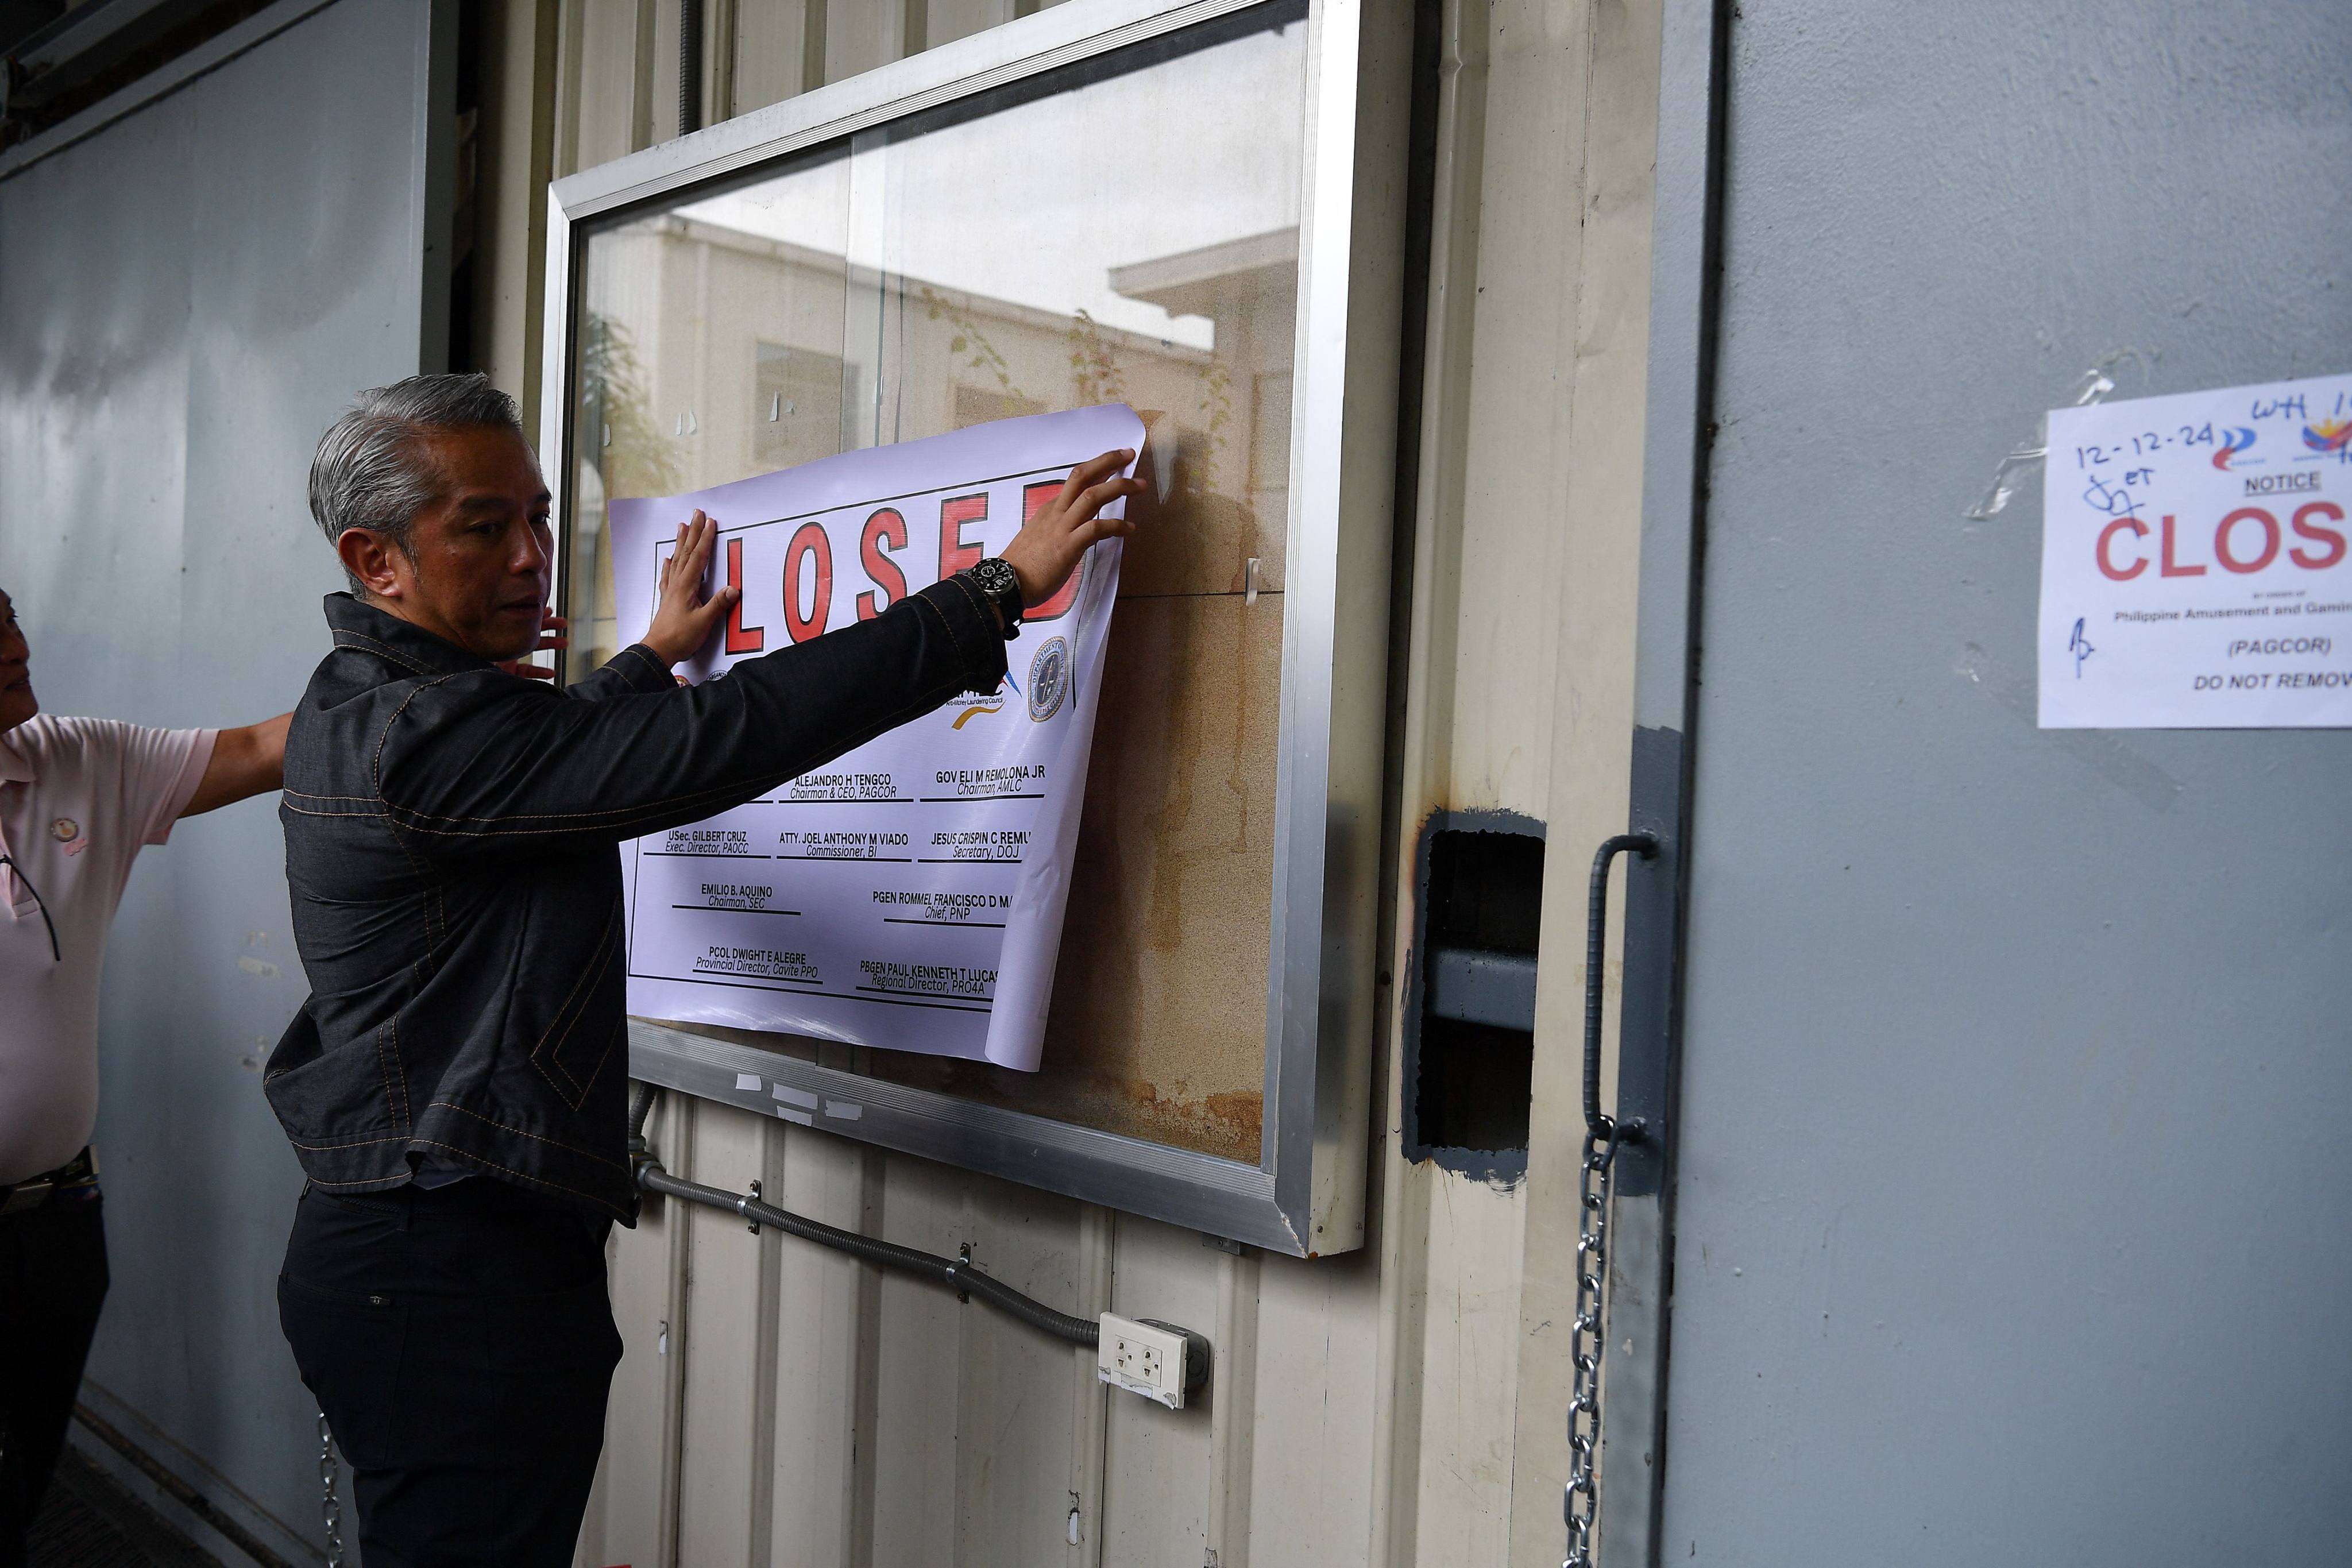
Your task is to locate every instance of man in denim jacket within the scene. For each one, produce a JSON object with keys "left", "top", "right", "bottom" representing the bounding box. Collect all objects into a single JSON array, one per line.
[{"left": 269, "top": 374, "right": 1137, "bottom": 1566}]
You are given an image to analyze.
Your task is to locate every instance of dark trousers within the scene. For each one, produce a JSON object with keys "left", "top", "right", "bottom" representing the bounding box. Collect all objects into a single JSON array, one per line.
[
  {"left": 0, "top": 1192, "right": 107, "bottom": 1568},
  {"left": 277, "top": 1180, "right": 621, "bottom": 1568}
]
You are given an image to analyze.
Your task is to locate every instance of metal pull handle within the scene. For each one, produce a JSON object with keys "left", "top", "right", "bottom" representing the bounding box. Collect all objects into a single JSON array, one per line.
[
  {"left": 1583, "top": 834, "right": 1658, "bottom": 1141},
  {"left": 1566, "top": 830, "right": 1660, "bottom": 1568}
]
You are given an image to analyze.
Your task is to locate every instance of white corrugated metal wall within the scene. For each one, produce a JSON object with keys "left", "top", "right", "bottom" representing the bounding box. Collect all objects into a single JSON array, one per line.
[{"left": 465, "top": 2, "right": 1663, "bottom": 1562}]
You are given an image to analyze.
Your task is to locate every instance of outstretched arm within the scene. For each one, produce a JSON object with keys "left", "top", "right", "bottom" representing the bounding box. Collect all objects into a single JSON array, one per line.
[
  {"left": 182, "top": 713, "right": 291, "bottom": 817},
  {"left": 362, "top": 447, "right": 1142, "bottom": 858}
]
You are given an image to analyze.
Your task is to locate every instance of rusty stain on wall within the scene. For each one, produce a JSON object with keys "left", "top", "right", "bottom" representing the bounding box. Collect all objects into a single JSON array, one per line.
[{"left": 860, "top": 565, "right": 1284, "bottom": 1163}]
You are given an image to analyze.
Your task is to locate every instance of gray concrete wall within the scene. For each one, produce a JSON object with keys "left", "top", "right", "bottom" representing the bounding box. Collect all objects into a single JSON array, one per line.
[{"left": 0, "top": 1, "right": 438, "bottom": 1554}]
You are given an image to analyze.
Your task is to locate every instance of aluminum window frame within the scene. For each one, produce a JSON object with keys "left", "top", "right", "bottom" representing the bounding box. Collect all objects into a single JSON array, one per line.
[{"left": 541, "top": 0, "right": 1409, "bottom": 1257}]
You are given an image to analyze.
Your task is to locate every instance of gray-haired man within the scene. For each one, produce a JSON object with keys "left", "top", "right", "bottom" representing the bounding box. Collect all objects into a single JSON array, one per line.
[{"left": 268, "top": 373, "right": 1138, "bottom": 1565}]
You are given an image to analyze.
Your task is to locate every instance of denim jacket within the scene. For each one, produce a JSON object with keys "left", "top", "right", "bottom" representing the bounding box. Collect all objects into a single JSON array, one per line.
[{"left": 267, "top": 583, "right": 1006, "bottom": 1218}]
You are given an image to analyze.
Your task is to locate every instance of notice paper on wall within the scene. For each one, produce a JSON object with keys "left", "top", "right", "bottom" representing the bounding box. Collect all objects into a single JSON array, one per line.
[
  {"left": 2039, "top": 373, "right": 2352, "bottom": 728},
  {"left": 607, "top": 403, "right": 1145, "bottom": 1069}
]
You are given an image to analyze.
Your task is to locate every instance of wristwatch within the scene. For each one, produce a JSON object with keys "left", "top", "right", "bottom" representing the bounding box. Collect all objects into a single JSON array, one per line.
[{"left": 966, "top": 556, "right": 1025, "bottom": 640}]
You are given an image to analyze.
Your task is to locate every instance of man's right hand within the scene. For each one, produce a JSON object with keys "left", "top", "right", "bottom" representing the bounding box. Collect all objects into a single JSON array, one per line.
[
  {"left": 999, "top": 448, "right": 1144, "bottom": 614},
  {"left": 643, "top": 511, "right": 738, "bottom": 667}
]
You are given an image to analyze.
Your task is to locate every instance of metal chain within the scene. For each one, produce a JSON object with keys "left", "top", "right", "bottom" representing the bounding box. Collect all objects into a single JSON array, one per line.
[
  {"left": 1563, "top": 1122, "right": 1620, "bottom": 1568},
  {"left": 317, "top": 1411, "right": 345, "bottom": 1567}
]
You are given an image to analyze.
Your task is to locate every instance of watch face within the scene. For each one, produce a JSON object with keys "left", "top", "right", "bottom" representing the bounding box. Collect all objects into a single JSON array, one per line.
[{"left": 975, "top": 558, "right": 1020, "bottom": 608}]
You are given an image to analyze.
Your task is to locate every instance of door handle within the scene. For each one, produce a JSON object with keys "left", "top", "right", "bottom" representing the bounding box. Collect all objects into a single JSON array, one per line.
[
  {"left": 1569, "top": 829, "right": 1662, "bottom": 1567},
  {"left": 1584, "top": 833, "right": 1659, "bottom": 1141}
]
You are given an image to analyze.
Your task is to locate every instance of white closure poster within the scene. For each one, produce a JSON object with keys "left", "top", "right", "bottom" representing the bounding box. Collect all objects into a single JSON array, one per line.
[
  {"left": 2039, "top": 373, "right": 2352, "bottom": 728},
  {"left": 606, "top": 403, "right": 1145, "bottom": 1069}
]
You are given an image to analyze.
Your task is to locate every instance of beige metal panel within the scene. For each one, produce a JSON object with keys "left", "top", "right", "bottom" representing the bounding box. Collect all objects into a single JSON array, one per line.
[
  {"left": 1302, "top": 1181, "right": 1519, "bottom": 1568},
  {"left": 583, "top": 1092, "right": 693, "bottom": 1568},
  {"left": 878, "top": 1155, "right": 1102, "bottom": 1567},
  {"left": 1436, "top": 0, "right": 1601, "bottom": 816},
  {"left": 823, "top": 0, "right": 912, "bottom": 84},
  {"left": 1203, "top": 1246, "right": 1260, "bottom": 1568},
  {"left": 562, "top": 0, "right": 656, "bottom": 174},
  {"left": 926, "top": 0, "right": 1016, "bottom": 50},
  {"left": 1406, "top": 1171, "right": 1528, "bottom": 1568},
  {"left": 1241, "top": 1244, "right": 1381, "bottom": 1567},
  {"left": 860, "top": 1154, "right": 965, "bottom": 1563},
  {"left": 1405, "top": 15, "right": 1602, "bottom": 1494},
  {"left": 1099, "top": 1217, "right": 1221, "bottom": 1568},
  {"left": 852, "top": 1150, "right": 1104, "bottom": 1563},
  {"left": 551, "top": 0, "right": 581, "bottom": 177},
  {"left": 705, "top": 0, "right": 738, "bottom": 129},
  {"left": 1355, "top": 0, "right": 1660, "bottom": 1561},
  {"left": 473, "top": 0, "right": 559, "bottom": 426},
  {"left": 1357, "top": 2, "right": 1493, "bottom": 1550},
  {"left": 677, "top": 1102, "right": 782, "bottom": 1566},
  {"left": 763, "top": 1126, "right": 878, "bottom": 1568},
  {"left": 951, "top": 1176, "right": 1097, "bottom": 1563},
  {"left": 648, "top": 0, "right": 683, "bottom": 142},
  {"left": 1063, "top": 1204, "right": 1116, "bottom": 1566},
  {"left": 856, "top": 1152, "right": 1108, "bottom": 1565},
  {"left": 1502, "top": 0, "right": 1662, "bottom": 1556},
  {"left": 731, "top": 0, "right": 825, "bottom": 115},
  {"left": 1355, "top": 0, "right": 1535, "bottom": 1563},
  {"left": 1370, "top": 0, "right": 1485, "bottom": 821}
]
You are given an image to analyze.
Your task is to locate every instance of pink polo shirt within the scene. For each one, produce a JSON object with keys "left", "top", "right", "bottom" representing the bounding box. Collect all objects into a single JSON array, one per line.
[{"left": 1, "top": 715, "right": 216, "bottom": 1185}]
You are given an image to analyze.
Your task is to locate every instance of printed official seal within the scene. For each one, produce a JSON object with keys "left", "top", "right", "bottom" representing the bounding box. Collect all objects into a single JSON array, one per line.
[{"left": 1026, "top": 636, "right": 1070, "bottom": 723}]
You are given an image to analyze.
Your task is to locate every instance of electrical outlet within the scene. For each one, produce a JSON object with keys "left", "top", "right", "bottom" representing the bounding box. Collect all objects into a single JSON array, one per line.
[{"left": 1097, "top": 1313, "right": 1196, "bottom": 1409}]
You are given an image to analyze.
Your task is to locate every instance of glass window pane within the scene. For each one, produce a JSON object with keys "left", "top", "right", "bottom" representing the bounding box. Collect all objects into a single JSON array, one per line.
[{"left": 568, "top": 5, "right": 1308, "bottom": 1161}]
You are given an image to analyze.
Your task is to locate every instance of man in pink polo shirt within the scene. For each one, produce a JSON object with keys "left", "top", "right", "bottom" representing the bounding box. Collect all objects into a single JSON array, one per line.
[{"left": 0, "top": 584, "right": 291, "bottom": 1565}]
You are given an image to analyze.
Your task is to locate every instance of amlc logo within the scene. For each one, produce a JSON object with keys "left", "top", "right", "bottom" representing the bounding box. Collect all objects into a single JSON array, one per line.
[{"left": 951, "top": 699, "right": 1002, "bottom": 729}]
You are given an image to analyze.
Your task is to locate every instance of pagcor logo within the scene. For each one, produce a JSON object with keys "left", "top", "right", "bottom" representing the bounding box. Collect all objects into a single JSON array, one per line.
[{"left": 2211, "top": 427, "right": 2257, "bottom": 470}]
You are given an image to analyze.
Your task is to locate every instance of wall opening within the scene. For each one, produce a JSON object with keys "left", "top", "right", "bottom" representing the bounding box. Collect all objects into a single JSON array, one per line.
[{"left": 1404, "top": 815, "right": 1544, "bottom": 1177}]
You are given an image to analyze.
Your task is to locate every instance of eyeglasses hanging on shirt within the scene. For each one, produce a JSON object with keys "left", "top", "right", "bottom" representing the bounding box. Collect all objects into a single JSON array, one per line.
[{"left": 0, "top": 854, "right": 60, "bottom": 962}]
